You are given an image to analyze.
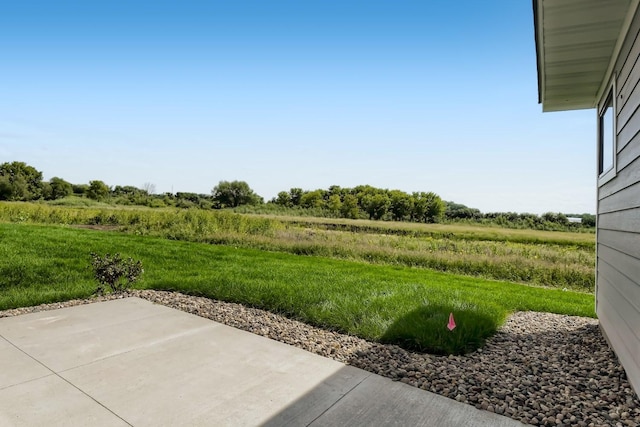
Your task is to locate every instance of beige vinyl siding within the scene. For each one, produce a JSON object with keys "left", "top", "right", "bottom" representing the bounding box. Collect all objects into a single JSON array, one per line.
[{"left": 597, "top": 6, "right": 640, "bottom": 394}]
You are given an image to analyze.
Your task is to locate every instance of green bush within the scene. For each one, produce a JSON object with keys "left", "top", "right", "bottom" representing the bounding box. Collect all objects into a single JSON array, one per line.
[{"left": 89, "top": 253, "right": 143, "bottom": 295}]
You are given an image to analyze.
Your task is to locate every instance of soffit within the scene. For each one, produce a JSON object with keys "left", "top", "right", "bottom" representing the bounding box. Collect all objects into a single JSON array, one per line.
[{"left": 535, "top": 0, "right": 632, "bottom": 112}]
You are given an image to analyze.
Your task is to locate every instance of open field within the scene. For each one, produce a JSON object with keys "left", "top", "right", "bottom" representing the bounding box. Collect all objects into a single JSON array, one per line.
[
  {"left": 0, "top": 222, "right": 594, "bottom": 355},
  {"left": 244, "top": 214, "right": 596, "bottom": 246},
  {"left": 0, "top": 202, "right": 596, "bottom": 291}
]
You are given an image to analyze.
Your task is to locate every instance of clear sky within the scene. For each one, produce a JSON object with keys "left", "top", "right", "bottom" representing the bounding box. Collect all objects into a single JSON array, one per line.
[{"left": 1, "top": 1, "right": 596, "bottom": 214}]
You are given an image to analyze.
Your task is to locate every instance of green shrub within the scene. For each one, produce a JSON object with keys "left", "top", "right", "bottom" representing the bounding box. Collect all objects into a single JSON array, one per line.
[{"left": 89, "top": 252, "right": 143, "bottom": 295}]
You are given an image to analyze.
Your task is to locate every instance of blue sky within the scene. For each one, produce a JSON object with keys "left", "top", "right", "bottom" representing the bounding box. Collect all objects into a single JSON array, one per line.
[{"left": 1, "top": 1, "right": 595, "bottom": 214}]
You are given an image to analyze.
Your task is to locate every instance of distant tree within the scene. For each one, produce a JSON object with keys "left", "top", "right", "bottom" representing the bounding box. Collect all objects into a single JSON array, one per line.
[
  {"left": 0, "top": 161, "right": 44, "bottom": 201},
  {"left": 0, "top": 176, "right": 9, "bottom": 200},
  {"left": 556, "top": 213, "right": 569, "bottom": 226},
  {"left": 41, "top": 182, "right": 53, "bottom": 200},
  {"left": 300, "top": 189, "right": 325, "bottom": 209},
  {"left": 112, "top": 185, "right": 153, "bottom": 206},
  {"left": 113, "top": 185, "right": 140, "bottom": 197},
  {"left": 72, "top": 183, "right": 89, "bottom": 196},
  {"left": 47, "top": 177, "right": 73, "bottom": 200},
  {"left": 0, "top": 175, "right": 27, "bottom": 201},
  {"left": 327, "top": 185, "right": 345, "bottom": 198},
  {"left": 541, "top": 212, "right": 568, "bottom": 225},
  {"left": 423, "top": 192, "right": 445, "bottom": 223},
  {"left": 389, "top": 190, "right": 413, "bottom": 221},
  {"left": 274, "top": 191, "right": 292, "bottom": 207},
  {"left": 411, "top": 193, "right": 427, "bottom": 222},
  {"left": 175, "top": 192, "right": 203, "bottom": 204},
  {"left": 445, "top": 202, "right": 482, "bottom": 220},
  {"left": 289, "top": 188, "right": 304, "bottom": 206},
  {"left": 212, "top": 180, "right": 261, "bottom": 208},
  {"left": 86, "top": 180, "right": 111, "bottom": 201},
  {"left": 326, "top": 194, "right": 342, "bottom": 215},
  {"left": 362, "top": 193, "right": 391, "bottom": 220},
  {"left": 581, "top": 214, "right": 596, "bottom": 227},
  {"left": 156, "top": 192, "right": 174, "bottom": 207},
  {"left": 341, "top": 194, "right": 360, "bottom": 219},
  {"left": 353, "top": 184, "right": 378, "bottom": 207},
  {"left": 412, "top": 192, "right": 445, "bottom": 223}
]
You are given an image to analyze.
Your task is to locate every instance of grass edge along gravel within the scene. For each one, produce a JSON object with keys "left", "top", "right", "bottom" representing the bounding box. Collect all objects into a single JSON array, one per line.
[{"left": 0, "top": 222, "right": 595, "bottom": 355}]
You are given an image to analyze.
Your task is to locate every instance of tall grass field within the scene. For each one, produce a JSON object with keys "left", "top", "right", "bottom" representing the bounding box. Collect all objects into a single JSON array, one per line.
[{"left": 0, "top": 202, "right": 596, "bottom": 354}]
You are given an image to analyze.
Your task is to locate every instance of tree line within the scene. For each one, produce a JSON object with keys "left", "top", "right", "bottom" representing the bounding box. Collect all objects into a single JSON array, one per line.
[
  {"left": 0, "top": 161, "right": 446, "bottom": 223},
  {"left": 0, "top": 161, "right": 261, "bottom": 208},
  {"left": 0, "top": 161, "right": 594, "bottom": 228},
  {"left": 270, "top": 185, "right": 445, "bottom": 223}
]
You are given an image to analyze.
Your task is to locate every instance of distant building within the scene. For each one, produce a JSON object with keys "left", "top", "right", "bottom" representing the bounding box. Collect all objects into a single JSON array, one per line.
[{"left": 567, "top": 217, "right": 582, "bottom": 224}]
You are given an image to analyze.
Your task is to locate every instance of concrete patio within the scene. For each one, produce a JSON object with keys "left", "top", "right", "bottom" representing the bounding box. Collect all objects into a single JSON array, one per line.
[{"left": 0, "top": 297, "right": 523, "bottom": 426}]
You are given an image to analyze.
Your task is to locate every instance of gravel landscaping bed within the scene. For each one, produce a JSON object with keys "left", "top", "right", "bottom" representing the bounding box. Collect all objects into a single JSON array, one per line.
[{"left": 2, "top": 290, "right": 638, "bottom": 427}]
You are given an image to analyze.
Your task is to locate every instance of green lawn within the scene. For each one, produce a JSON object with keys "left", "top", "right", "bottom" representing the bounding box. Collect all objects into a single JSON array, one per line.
[{"left": 0, "top": 222, "right": 595, "bottom": 355}]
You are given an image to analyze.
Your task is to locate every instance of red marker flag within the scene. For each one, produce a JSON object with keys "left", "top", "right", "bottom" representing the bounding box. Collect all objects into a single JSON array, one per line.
[{"left": 447, "top": 312, "right": 456, "bottom": 331}]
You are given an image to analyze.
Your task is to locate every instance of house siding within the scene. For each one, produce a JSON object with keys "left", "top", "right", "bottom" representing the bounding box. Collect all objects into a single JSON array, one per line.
[{"left": 597, "top": 6, "right": 640, "bottom": 394}]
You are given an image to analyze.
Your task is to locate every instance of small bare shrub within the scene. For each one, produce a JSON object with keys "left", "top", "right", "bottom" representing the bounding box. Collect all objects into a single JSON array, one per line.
[{"left": 89, "top": 253, "right": 143, "bottom": 295}]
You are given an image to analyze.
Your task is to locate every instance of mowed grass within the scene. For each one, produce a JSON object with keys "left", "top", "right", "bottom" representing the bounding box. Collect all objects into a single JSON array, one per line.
[
  {"left": 0, "top": 222, "right": 595, "bottom": 355},
  {"left": 0, "top": 202, "right": 595, "bottom": 291}
]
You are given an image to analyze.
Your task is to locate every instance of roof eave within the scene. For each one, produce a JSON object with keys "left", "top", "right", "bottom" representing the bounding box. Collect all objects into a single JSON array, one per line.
[
  {"left": 534, "top": 0, "right": 638, "bottom": 112},
  {"left": 533, "top": 0, "right": 543, "bottom": 106}
]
